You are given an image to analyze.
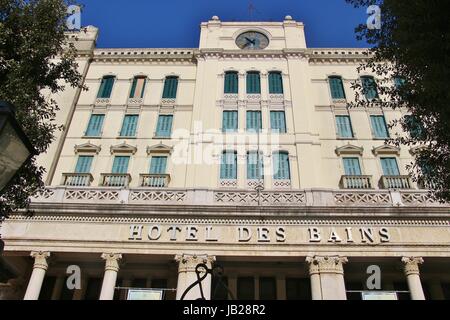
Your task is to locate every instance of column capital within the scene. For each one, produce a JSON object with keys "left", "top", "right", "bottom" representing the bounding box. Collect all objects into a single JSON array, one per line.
[
  {"left": 401, "top": 257, "right": 424, "bottom": 276},
  {"left": 175, "top": 254, "right": 216, "bottom": 273},
  {"left": 30, "top": 251, "right": 50, "bottom": 271},
  {"left": 101, "top": 253, "right": 122, "bottom": 272},
  {"left": 306, "top": 255, "right": 348, "bottom": 275}
]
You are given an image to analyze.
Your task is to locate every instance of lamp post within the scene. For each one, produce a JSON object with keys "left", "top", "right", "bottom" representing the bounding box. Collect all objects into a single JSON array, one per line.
[{"left": 0, "top": 101, "right": 37, "bottom": 254}]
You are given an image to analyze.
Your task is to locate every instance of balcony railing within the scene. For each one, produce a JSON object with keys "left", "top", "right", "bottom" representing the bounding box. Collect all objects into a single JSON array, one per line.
[
  {"left": 62, "top": 173, "right": 93, "bottom": 187},
  {"left": 380, "top": 175, "right": 412, "bottom": 190},
  {"left": 140, "top": 174, "right": 170, "bottom": 188},
  {"left": 340, "top": 175, "right": 373, "bottom": 189},
  {"left": 100, "top": 173, "right": 131, "bottom": 188}
]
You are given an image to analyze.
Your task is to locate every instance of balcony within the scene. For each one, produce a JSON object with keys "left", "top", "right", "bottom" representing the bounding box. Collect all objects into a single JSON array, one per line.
[
  {"left": 100, "top": 173, "right": 131, "bottom": 188},
  {"left": 62, "top": 173, "right": 93, "bottom": 187},
  {"left": 340, "top": 175, "right": 373, "bottom": 189},
  {"left": 140, "top": 174, "right": 170, "bottom": 188},
  {"left": 380, "top": 175, "right": 412, "bottom": 190}
]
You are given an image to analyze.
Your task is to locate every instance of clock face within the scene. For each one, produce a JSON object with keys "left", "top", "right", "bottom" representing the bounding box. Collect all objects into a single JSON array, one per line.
[{"left": 236, "top": 31, "right": 269, "bottom": 50}]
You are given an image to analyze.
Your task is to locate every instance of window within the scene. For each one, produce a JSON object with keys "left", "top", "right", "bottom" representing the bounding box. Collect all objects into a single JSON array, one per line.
[
  {"left": 220, "top": 151, "right": 237, "bottom": 180},
  {"left": 361, "top": 76, "right": 379, "bottom": 100},
  {"left": 268, "top": 71, "right": 283, "bottom": 94},
  {"left": 222, "top": 111, "right": 238, "bottom": 132},
  {"left": 150, "top": 156, "right": 167, "bottom": 174},
  {"left": 335, "top": 115, "right": 354, "bottom": 138},
  {"left": 120, "top": 115, "right": 139, "bottom": 137},
  {"left": 237, "top": 277, "right": 254, "bottom": 300},
  {"left": 259, "top": 277, "right": 277, "bottom": 300},
  {"left": 224, "top": 71, "right": 238, "bottom": 94},
  {"left": 247, "top": 151, "right": 263, "bottom": 180},
  {"left": 394, "top": 77, "right": 406, "bottom": 89},
  {"left": 112, "top": 156, "right": 130, "bottom": 174},
  {"left": 246, "top": 111, "right": 262, "bottom": 132},
  {"left": 370, "top": 115, "right": 389, "bottom": 138},
  {"left": 75, "top": 156, "right": 93, "bottom": 173},
  {"left": 155, "top": 115, "right": 173, "bottom": 138},
  {"left": 273, "top": 151, "right": 290, "bottom": 180},
  {"left": 246, "top": 71, "right": 261, "bottom": 94},
  {"left": 286, "top": 278, "right": 311, "bottom": 300},
  {"left": 343, "top": 158, "right": 362, "bottom": 176},
  {"left": 404, "top": 115, "right": 425, "bottom": 139},
  {"left": 329, "top": 76, "right": 346, "bottom": 100},
  {"left": 130, "top": 76, "right": 147, "bottom": 99},
  {"left": 270, "top": 111, "right": 287, "bottom": 133},
  {"left": 97, "top": 76, "right": 115, "bottom": 99},
  {"left": 85, "top": 114, "right": 104, "bottom": 137},
  {"left": 162, "top": 76, "right": 179, "bottom": 99},
  {"left": 381, "top": 158, "right": 400, "bottom": 176}
]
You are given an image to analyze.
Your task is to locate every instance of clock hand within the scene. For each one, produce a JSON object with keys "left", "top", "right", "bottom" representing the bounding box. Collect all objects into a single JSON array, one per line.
[{"left": 245, "top": 37, "right": 256, "bottom": 45}]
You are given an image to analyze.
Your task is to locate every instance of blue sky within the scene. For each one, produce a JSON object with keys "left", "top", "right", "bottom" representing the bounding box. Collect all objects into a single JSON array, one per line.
[{"left": 79, "top": 0, "right": 369, "bottom": 48}]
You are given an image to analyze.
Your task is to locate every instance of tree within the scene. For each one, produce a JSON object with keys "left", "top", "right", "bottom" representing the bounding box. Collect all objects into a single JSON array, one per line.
[
  {"left": 0, "top": 0, "right": 84, "bottom": 220},
  {"left": 346, "top": 0, "right": 450, "bottom": 201}
]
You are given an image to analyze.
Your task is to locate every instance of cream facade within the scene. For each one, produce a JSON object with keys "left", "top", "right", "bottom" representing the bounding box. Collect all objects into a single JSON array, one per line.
[{"left": 0, "top": 16, "right": 449, "bottom": 301}]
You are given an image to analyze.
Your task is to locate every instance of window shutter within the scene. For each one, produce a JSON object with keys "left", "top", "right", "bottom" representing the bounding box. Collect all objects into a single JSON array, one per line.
[
  {"left": 75, "top": 156, "right": 93, "bottom": 173},
  {"left": 86, "top": 114, "right": 104, "bottom": 136},
  {"left": 156, "top": 115, "right": 173, "bottom": 137},
  {"left": 343, "top": 158, "right": 362, "bottom": 176},
  {"left": 247, "top": 152, "right": 263, "bottom": 180},
  {"left": 371, "top": 116, "right": 388, "bottom": 138},
  {"left": 224, "top": 72, "right": 238, "bottom": 94},
  {"left": 112, "top": 156, "right": 130, "bottom": 174},
  {"left": 269, "top": 72, "right": 283, "bottom": 94},
  {"left": 97, "top": 76, "right": 115, "bottom": 98},
  {"left": 335, "top": 116, "right": 353, "bottom": 138},
  {"left": 381, "top": 158, "right": 400, "bottom": 176},
  {"left": 163, "top": 77, "right": 179, "bottom": 99},
  {"left": 150, "top": 157, "right": 167, "bottom": 174},
  {"left": 120, "top": 115, "right": 138, "bottom": 137},
  {"left": 274, "top": 152, "right": 290, "bottom": 180},
  {"left": 221, "top": 152, "right": 237, "bottom": 179},
  {"left": 130, "top": 77, "right": 146, "bottom": 99},
  {"left": 329, "top": 77, "right": 345, "bottom": 99},
  {"left": 247, "top": 111, "right": 261, "bottom": 131},
  {"left": 270, "top": 111, "right": 286, "bottom": 133},
  {"left": 247, "top": 72, "right": 261, "bottom": 94},
  {"left": 361, "top": 76, "right": 378, "bottom": 100},
  {"left": 223, "top": 111, "right": 238, "bottom": 132}
]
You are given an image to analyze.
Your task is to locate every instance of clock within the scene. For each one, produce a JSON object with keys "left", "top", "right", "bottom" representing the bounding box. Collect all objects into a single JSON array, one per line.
[{"left": 236, "top": 31, "right": 269, "bottom": 50}]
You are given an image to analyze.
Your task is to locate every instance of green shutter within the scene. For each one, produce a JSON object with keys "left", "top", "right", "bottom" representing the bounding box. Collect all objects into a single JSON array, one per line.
[
  {"left": 274, "top": 152, "right": 290, "bottom": 180},
  {"left": 371, "top": 115, "right": 389, "bottom": 138},
  {"left": 150, "top": 157, "right": 167, "bottom": 174},
  {"left": 97, "top": 76, "right": 115, "bottom": 98},
  {"left": 156, "top": 115, "right": 173, "bottom": 137},
  {"left": 223, "top": 111, "right": 238, "bottom": 132},
  {"left": 120, "top": 115, "right": 138, "bottom": 137},
  {"left": 112, "top": 156, "right": 130, "bottom": 174},
  {"left": 75, "top": 156, "right": 93, "bottom": 173},
  {"left": 247, "top": 152, "right": 263, "bottom": 180},
  {"left": 162, "top": 77, "right": 179, "bottom": 99},
  {"left": 329, "top": 76, "right": 346, "bottom": 99},
  {"left": 336, "top": 116, "right": 353, "bottom": 138},
  {"left": 221, "top": 152, "right": 237, "bottom": 179},
  {"left": 269, "top": 72, "right": 283, "bottom": 94},
  {"left": 86, "top": 114, "right": 104, "bottom": 137},
  {"left": 247, "top": 72, "right": 261, "bottom": 94},
  {"left": 247, "top": 111, "right": 261, "bottom": 132},
  {"left": 270, "top": 111, "right": 286, "bottom": 133},
  {"left": 343, "top": 158, "right": 362, "bottom": 175},
  {"left": 224, "top": 72, "right": 238, "bottom": 94},
  {"left": 361, "top": 76, "right": 378, "bottom": 100},
  {"left": 381, "top": 158, "right": 400, "bottom": 176}
]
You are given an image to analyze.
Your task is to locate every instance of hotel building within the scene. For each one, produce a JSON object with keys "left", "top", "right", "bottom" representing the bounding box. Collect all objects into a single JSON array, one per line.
[{"left": 0, "top": 16, "right": 449, "bottom": 300}]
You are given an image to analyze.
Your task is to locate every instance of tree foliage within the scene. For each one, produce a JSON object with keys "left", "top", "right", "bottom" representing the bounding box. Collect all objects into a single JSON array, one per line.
[
  {"left": 346, "top": 0, "right": 450, "bottom": 201},
  {"left": 0, "top": 0, "right": 83, "bottom": 220}
]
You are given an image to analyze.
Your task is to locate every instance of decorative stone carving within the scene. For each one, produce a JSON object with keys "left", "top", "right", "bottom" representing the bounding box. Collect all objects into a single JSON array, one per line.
[
  {"left": 174, "top": 254, "right": 216, "bottom": 273},
  {"left": 402, "top": 257, "right": 424, "bottom": 276},
  {"left": 110, "top": 143, "right": 137, "bottom": 155},
  {"left": 101, "top": 253, "right": 122, "bottom": 273},
  {"left": 306, "top": 256, "right": 348, "bottom": 275},
  {"left": 372, "top": 145, "right": 401, "bottom": 156},
  {"left": 74, "top": 142, "right": 101, "bottom": 154},
  {"left": 334, "top": 192, "right": 391, "bottom": 205},
  {"left": 130, "top": 190, "right": 186, "bottom": 203},
  {"left": 30, "top": 251, "right": 50, "bottom": 271},
  {"left": 335, "top": 144, "right": 364, "bottom": 156}
]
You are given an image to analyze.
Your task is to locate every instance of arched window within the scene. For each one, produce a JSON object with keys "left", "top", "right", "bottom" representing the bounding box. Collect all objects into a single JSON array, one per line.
[
  {"left": 224, "top": 71, "right": 239, "bottom": 94},
  {"left": 273, "top": 151, "right": 290, "bottom": 180},
  {"left": 246, "top": 71, "right": 261, "bottom": 94},
  {"left": 162, "top": 76, "right": 179, "bottom": 99},
  {"left": 328, "top": 76, "right": 346, "bottom": 99},
  {"left": 97, "top": 75, "right": 115, "bottom": 98},
  {"left": 268, "top": 71, "right": 283, "bottom": 94},
  {"left": 361, "top": 76, "right": 379, "bottom": 100},
  {"left": 130, "top": 76, "right": 147, "bottom": 99},
  {"left": 220, "top": 151, "right": 237, "bottom": 180}
]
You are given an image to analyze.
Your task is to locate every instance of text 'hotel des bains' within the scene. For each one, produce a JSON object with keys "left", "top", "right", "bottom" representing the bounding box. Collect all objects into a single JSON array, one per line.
[{"left": 0, "top": 16, "right": 449, "bottom": 301}]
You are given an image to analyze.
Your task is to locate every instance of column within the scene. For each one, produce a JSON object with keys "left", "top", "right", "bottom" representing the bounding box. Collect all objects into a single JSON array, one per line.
[
  {"left": 402, "top": 257, "right": 425, "bottom": 300},
  {"left": 24, "top": 251, "right": 50, "bottom": 300},
  {"left": 51, "top": 276, "right": 64, "bottom": 300},
  {"left": 99, "top": 253, "right": 122, "bottom": 300},
  {"left": 306, "top": 256, "right": 348, "bottom": 300},
  {"left": 175, "top": 254, "right": 216, "bottom": 300}
]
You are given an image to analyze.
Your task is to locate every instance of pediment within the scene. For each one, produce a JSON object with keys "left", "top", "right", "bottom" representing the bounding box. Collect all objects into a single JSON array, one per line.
[
  {"left": 409, "top": 145, "right": 429, "bottom": 156},
  {"left": 372, "top": 145, "right": 400, "bottom": 156},
  {"left": 147, "top": 143, "right": 173, "bottom": 155},
  {"left": 110, "top": 142, "right": 137, "bottom": 155},
  {"left": 74, "top": 143, "right": 101, "bottom": 154},
  {"left": 335, "top": 144, "right": 364, "bottom": 156}
]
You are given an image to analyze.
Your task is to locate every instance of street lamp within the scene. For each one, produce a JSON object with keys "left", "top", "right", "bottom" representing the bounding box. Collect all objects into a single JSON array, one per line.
[{"left": 0, "top": 101, "right": 37, "bottom": 193}]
